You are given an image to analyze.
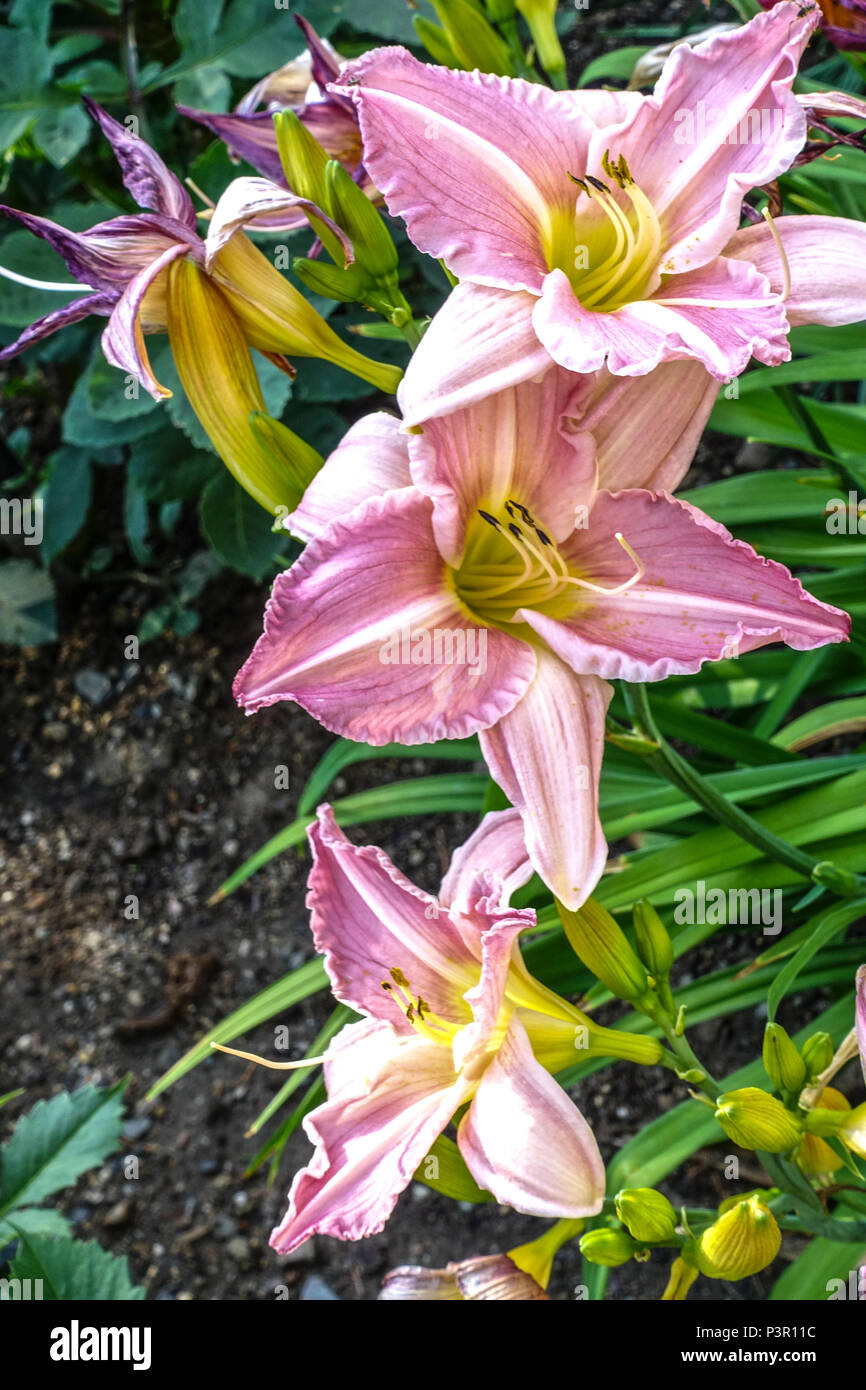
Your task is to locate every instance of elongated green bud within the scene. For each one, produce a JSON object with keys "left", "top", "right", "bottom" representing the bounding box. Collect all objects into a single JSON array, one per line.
[
  {"left": 515, "top": 0, "right": 566, "bottom": 86},
  {"left": 800, "top": 1031, "right": 834, "bottom": 1080},
  {"left": 763, "top": 1022, "right": 807, "bottom": 1093},
  {"left": 431, "top": 0, "right": 515, "bottom": 75},
  {"left": 579, "top": 1228, "right": 641, "bottom": 1267},
  {"left": 292, "top": 256, "right": 368, "bottom": 303},
  {"left": 272, "top": 111, "right": 345, "bottom": 266},
  {"left": 614, "top": 1189, "right": 678, "bottom": 1244},
  {"left": 412, "top": 15, "right": 463, "bottom": 67},
  {"left": 714, "top": 1087, "right": 802, "bottom": 1153},
  {"left": 325, "top": 161, "right": 398, "bottom": 282},
  {"left": 632, "top": 899, "right": 674, "bottom": 978},
  {"left": 558, "top": 897, "right": 650, "bottom": 1002},
  {"left": 695, "top": 1196, "right": 781, "bottom": 1280},
  {"left": 811, "top": 860, "right": 858, "bottom": 896},
  {"left": 485, "top": 0, "right": 516, "bottom": 20}
]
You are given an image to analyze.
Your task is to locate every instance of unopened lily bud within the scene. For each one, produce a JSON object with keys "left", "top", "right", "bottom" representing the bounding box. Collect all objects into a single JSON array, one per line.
[
  {"left": 558, "top": 898, "right": 650, "bottom": 1002},
  {"left": 485, "top": 0, "right": 516, "bottom": 21},
  {"left": 292, "top": 256, "right": 368, "bottom": 303},
  {"left": 763, "top": 1022, "right": 807, "bottom": 1093},
  {"left": 430, "top": 0, "right": 515, "bottom": 75},
  {"left": 515, "top": 0, "right": 566, "bottom": 86},
  {"left": 379, "top": 1254, "right": 548, "bottom": 1300},
  {"left": 272, "top": 111, "right": 346, "bottom": 266},
  {"left": 800, "top": 1030, "right": 834, "bottom": 1081},
  {"left": 632, "top": 899, "right": 674, "bottom": 978},
  {"left": 580, "top": 1227, "right": 642, "bottom": 1267},
  {"left": 714, "top": 1087, "right": 802, "bottom": 1152},
  {"left": 695, "top": 1195, "right": 781, "bottom": 1280},
  {"left": 811, "top": 860, "right": 858, "bottom": 896},
  {"left": 325, "top": 160, "right": 398, "bottom": 283},
  {"left": 661, "top": 1256, "right": 699, "bottom": 1301},
  {"left": 615, "top": 1188, "right": 678, "bottom": 1244}
]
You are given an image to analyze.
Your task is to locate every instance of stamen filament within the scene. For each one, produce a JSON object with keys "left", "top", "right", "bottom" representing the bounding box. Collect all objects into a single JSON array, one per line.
[
  {"left": 760, "top": 205, "right": 791, "bottom": 302},
  {"left": 210, "top": 1041, "right": 325, "bottom": 1070},
  {"left": 0, "top": 264, "right": 93, "bottom": 292}
]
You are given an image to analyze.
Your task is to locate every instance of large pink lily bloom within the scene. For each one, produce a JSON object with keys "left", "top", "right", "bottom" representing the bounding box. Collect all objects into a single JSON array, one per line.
[
  {"left": 336, "top": 5, "right": 866, "bottom": 416},
  {"left": 234, "top": 370, "right": 849, "bottom": 908},
  {"left": 271, "top": 805, "right": 607, "bottom": 1252}
]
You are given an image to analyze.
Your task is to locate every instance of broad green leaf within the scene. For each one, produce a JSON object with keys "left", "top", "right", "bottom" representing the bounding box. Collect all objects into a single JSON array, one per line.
[
  {"left": 199, "top": 470, "right": 287, "bottom": 579},
  {"left": 577, "top": 46, "right": 647, "bottom": 87},
  {"left": 39, "top": 447, "right": 91, "bottom": 563},
  {"left": 5, "top": 1235, "right": 145, "bottom": 1300},
  {"left": 0, "top": 1081, "right": 126, "bottom": 1220},
  {"left": 0, "top": 1206, "right": 71, "bottom": 1248},
  {"left": 0, "top": 560, "right": 56, "bottom": 645},
  {"left": 0, "top": 26, "right": 54, "bottom": 152},
  {"left": 32, "top": 102, "right": 90, "bottom": 167},
  {"left": 770, "top": 1204, "right": 866, "bottom": 1300}
]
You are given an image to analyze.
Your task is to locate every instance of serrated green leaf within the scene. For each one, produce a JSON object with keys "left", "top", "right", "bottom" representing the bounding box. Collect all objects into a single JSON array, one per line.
[
  {"left": 39, "top": 447, "right": 91, "bottom": 563},
  {"left": 0, "top": 1206, "right": 71, "bottom": 1248},
  {"left": 5, "top": 1234, "right": 144, "bottom": 1300},
  {"left": 199, "top": 470, "right": 286, "bottom": 579},
  {"left": 0, "top": 1081, "right": 126, "bottom": 1220}
]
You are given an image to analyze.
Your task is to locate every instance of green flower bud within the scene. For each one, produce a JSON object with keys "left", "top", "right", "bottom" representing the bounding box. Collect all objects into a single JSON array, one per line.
[
  {"left": 292, "top": 256, "right": 368, "bottom": 303},
  {"left": 430, "top": 0, "right": 515, "bottom": 75},
  {"left": 695, "top": 1196, "right": 781, "bottom": 1280},
  {"left": 632, "top": 899, "right": 674, "bottom": 978},
  {"left": 763, "top": 1022, "right": 807, "bottom": 1094},
  {"left": 515, "top": 0, "right": 566, "bottom": 86},
  {"left": 714, "top": 1087, "right": 802, "bottom": 1153},
  {"left": 614, "top": 1189, "right": 678, "bottom": 1244},
  {"left": 579, "top": 1227, "right": 641, "bottom": 1267},
  {"left": 811, "top": 860, "right": 858, "bottom": 896},
  {"left": 800, "top": 1031, "right": 834, "bottom": 1081},
  {"left": 325, "top": 160, "right": 398, "bottom": 283},
  {"left": 558, "top": 897, "right": 650, "bottom": 1002}
]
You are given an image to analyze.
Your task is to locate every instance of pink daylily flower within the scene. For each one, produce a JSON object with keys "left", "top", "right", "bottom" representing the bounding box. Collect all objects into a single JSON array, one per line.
[
  {"left": 271, "top": 804, "right": 606, "bottom": 1252},
  {"left": 234, "top": 370, "right": 849, "bottom": 907},
  {"left": 336, "top": 5, "right": 866, "bottom": 415},
  {"left": 857, "top": 965, "right": 866, "bottom": 1085}
]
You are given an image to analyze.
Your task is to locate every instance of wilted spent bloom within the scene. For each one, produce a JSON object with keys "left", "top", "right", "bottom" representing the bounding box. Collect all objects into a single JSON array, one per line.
[
  {"left": 714, "top": 1087, "right": 802, "bottom": 1152},
  {"left": 579, "top": 1227, "right": 644, "bottom": 1267},
  {"left": 627, "top": 24, "right": 736, "bottom": 89},
  {"left": 379, "top": 1254, "right": 548, "bottom": 1300},
  {"left": 694, "top": 1195, "right": 781, "bottom": 1280},
  {"left": 763, "top": 1022, "right": 807, "bottom": 1094},
  {"left": 614, "top": 1188, "right": 678, "bottom": 1244}
]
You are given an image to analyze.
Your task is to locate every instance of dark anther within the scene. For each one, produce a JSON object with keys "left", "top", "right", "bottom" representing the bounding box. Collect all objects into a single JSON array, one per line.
[
  {"left": 586, "top": 174, "right": 610, "bottom": 195},
  {"left": 508, "top": 499, "right": 534, "bottom": 523},
  {"left": 505, "top": 501, "right": 516, "bottom": 518},
  {"left": 568, "top": 172, "right": 589, "bottom": 191},
  {"left": 509, "top": 523, "right": 524, "bottom": 540},
  {"left": 381, "top": 981, "right": 393, "bottom": 991},
  {"left": 478, "top": 509, "right": 501, "bottom": 530},
  {"left": 534, "top": 527, "right": 552, "bottom": 546}
]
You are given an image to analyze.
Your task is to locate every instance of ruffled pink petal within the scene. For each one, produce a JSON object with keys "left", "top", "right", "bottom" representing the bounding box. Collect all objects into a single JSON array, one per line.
[
  {"left": 407, "top": 369, "right": 596, "bottom": 565},
  {"left": 337, "top": 47, "right": 592, "bottom": 292},
  {"left": 0, "top": 290, "right": 115, "bottom": 363},
  {"left": 288, "top": 411, "right": 410, "bottom": 543},
  {"left": 307, "top": 806, "right": 478, "bottom": 1027},
  {"left": 455, "top": 914, "right": 535, "bottom": 1078},
  {"left": 479, "top": 652, "right": 611, "bottom": 911},
  {"left": 398, "top": 282, "right": 551, "bottom": 427},
  {"left": 101, "top": 240, "right": 191, "bottom": 400},
  {"left": 457, "top": 1015, "right": 605, "bottom": 1218},
  {"left": 599, "top": 6, "right": 815, "bottom": 272},
  {"left": 438, "top": 808, "right": 532, "bottom": 915},
  {"left": 571, "top": 359, "right": 719, "bottom": 492},
  {"left": 84, "top": 97, "right": 197, "bottom": 231},
  {"left": 857, "top": 964, "right": 866, "bottom": 1086},
  {"left": 534, "top": 257, "right": 789, "bottom": 381},
  {"left": 233, "top": 488, "right": 537, "bottom": 742},
  {"left": 725, "top": 216, "right": 866, "bottom": 327},
  {"left": 204, "top": 176, "right": 352, "bottom": 267},
  {"left": 528, "top": 489, "right": 850, "bottom": 682},
  {"left": 271, "top": 1019, "right": 472, "bottom": 1252}
]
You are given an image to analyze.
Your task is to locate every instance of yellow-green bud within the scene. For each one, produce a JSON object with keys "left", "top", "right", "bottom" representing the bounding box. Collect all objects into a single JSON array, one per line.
[
  {"left": 763, "top": 1022, "right": 807, "bottom": 1093},
  {"left": 292, "top": 256, "right": 368, "bottom": 303},
  {"left": 485, "top": 0, "right": 516, "bottom": 22},
  {"left": 430, "top": 0, "right": 515, "bottom": 75},
  {"left": 805, "top": 1098, "right": 866, "bottom": 1158},
  {"left": 695, "top": 1196, "right": 781, "bottom": 1280},
  {"left": 579, "top": 1227, "right": 641, "bottom": 1267},
  {"left": 632, "top": 899, "right": 674, "bottom": 978},
  {"left": 515, "top": 0, "right": 566, "bottom": 85},
  {"left": 714, "top": 1087, "right": 802, "bottom": 1152},
  {"left": 272, "top": 112, "right": 347, "bottom": 266},
  {"left": 558, "top": 898, "right": 650, "bottom": 1002},
  {"left": 325, "top": 160, "right": 398, "bottom": 283},
  {"left": 800, "top": 1031, "right": 834, "bottom": 1080},
  {"left": 614, "top": 1188, "right": 678, "bottom": 1244},
  {"left": 811, "top": 860, "right": 858, "bottom": 896}
]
